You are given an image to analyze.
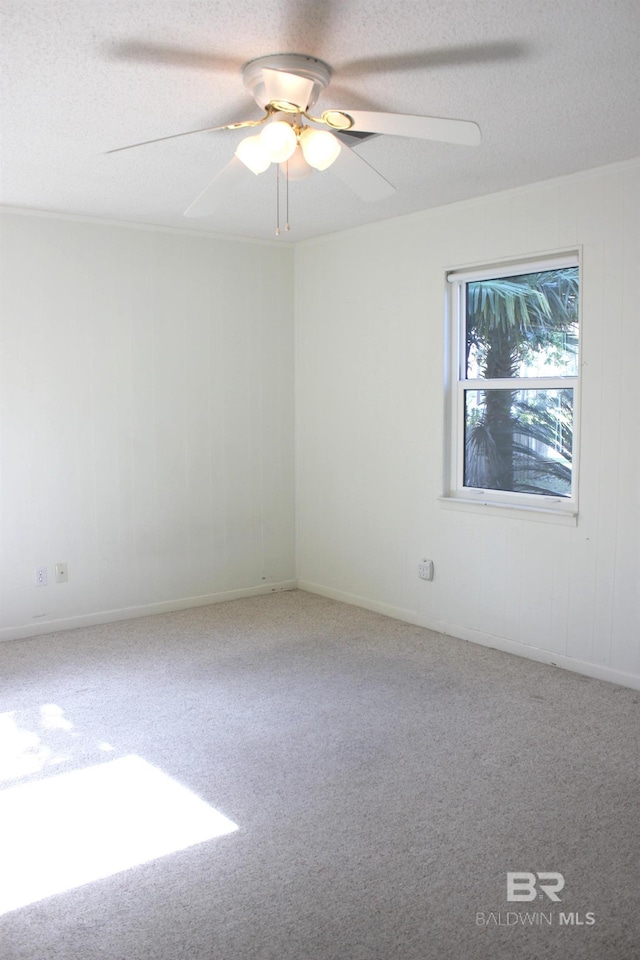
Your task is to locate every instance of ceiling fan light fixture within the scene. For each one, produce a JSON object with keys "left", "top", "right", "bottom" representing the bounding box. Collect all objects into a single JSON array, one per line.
[
  {"left": 235, "top": 134, "right": 271, "bottom": 174},
  {"left": 299, "top": 127, "right": 341, "bottom": 171},
  {"left": 280, "top": 145, "right": 313, "bottom": 181},
  {"left": 259, "top": 120, "right": 297, "bottom": 164}
]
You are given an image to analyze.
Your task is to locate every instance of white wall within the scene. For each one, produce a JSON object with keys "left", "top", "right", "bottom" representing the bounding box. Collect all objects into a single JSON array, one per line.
[
  {"left": 3, "top": 161, "right": 639, "bottom": 689},
  {"left": 0, "top": 211, "right": 295, "bottom": 640},
  {"left": 295, "top": 159, "right": 640, "bottom": 689}
]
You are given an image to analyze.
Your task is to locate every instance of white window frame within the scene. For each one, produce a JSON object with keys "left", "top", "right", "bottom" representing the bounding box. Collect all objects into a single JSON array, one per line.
[{"left": 444, "top": 250, "right": 581, "bottom": 519}]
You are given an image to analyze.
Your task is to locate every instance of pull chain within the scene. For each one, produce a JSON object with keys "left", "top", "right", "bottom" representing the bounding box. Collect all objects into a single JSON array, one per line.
[
  {"left": 285, "top": 160, "right": 290, "bottom": 232},
  {"left": 275, "top": 163, "right": 280, "bottom": 236}
]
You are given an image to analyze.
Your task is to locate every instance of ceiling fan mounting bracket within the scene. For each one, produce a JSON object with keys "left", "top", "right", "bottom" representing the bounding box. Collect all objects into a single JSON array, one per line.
[{"left": 242, "top": 54, "right": 332, "bottom": 110}]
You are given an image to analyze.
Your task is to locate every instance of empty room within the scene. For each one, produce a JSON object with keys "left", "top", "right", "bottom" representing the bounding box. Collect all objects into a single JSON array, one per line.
[{"left": 1, "top": 2, "right": 639, "bottom": 959}]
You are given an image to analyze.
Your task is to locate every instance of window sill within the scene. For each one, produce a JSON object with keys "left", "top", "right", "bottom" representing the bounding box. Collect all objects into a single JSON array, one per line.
[{"left": 438, "top": 495, "right": 578, "bottom": 526}]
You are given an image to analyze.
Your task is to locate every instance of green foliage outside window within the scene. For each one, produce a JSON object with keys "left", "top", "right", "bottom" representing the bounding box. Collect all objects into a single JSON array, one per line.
[{"left": 463, "top": 268, "right": 579, "bottom": 497}]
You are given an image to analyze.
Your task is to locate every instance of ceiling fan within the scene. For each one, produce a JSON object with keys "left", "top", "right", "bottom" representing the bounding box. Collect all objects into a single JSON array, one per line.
[{"left": 108, "top": 52, "right": 481, "bottom": 224}]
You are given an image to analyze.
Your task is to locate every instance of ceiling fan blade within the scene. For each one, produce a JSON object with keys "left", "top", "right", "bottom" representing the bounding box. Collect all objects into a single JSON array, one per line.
[
  {"left": 262, "top": 68, "right": 315, "bottom": 109},
  {"left": 339, "top": 41, "right": 525, "bottom": 77},
  {"left": 343, "top": 110, "right": 481, "bottom": 146},
  {"left": 108, "top": 41, "right": 242, "bottom": 74},
  {"left": 106, "top": 117, "right": 258, "bottom": 154},
  {"left": 330, "top": 143, "right": 395, "bottom": 202},
  {"left": 184, "top": 156, "right": 249, "bottom": 218}
]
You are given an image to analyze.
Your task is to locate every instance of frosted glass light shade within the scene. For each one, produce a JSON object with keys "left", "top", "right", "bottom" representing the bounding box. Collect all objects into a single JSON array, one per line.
[
  {"left": 299, "top": 128, "right": 341, "bottom": 171},
  {"left": 235, "top": 135, "right": 271, "bottom": 174},
  {"left": 280, "top": 145, "right": 313, "bottom": 181},
  {"left": 259, "top": 121, "right": 297, "bottom": 163}
]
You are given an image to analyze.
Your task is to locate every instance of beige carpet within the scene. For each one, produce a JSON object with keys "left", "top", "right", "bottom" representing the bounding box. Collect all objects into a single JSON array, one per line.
[{"left": 0, "top": 589, "right": 638, "bottom": 959}]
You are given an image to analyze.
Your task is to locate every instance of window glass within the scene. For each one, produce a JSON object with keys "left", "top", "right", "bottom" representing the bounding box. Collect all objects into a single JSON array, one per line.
[
  {"left": 465, "top": 268, "right": 579, "bottom": 379},
  {"left": 463, "top": 388, "right": 573, "bottom": 497}
]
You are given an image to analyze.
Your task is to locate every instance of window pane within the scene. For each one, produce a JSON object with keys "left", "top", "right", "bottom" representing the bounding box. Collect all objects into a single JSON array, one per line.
[
  {"left": 465, "top": 267, "right": 579, "bottom": 379},
  {"left": 464, "top": 388, "right": 573, "bottom": 497}
]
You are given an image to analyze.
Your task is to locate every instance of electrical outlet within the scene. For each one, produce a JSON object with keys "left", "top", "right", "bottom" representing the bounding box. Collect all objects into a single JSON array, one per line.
[
  {"left": 418, "top": 559, "right": 434, "bottom": 581},
  {"left": 35, "top": 566, "right": 47, "bottom": 586},
  {"left": 55, "top": 562, "right": 68, "bottom": 583}
]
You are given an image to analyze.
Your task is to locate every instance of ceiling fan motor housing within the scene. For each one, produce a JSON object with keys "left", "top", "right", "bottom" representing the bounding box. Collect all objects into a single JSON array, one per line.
[{"left": 242, "top": 54, "right": 332, "bottom": 111}]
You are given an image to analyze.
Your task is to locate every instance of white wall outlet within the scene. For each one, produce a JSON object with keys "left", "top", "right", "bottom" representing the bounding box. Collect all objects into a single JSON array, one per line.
[
  {"left": 35, "top": 566, "right": 47, "bottom": 586},
  {"left": 418, "top": 559, "right": 434, "bottom": 581},
  {"left": 55, "top": 562, "right": 68, "bottom": 583}
]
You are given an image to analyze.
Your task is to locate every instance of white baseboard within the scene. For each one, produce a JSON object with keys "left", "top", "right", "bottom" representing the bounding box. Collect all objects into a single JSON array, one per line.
[
  {"left": 298, "top": 580, "right": 640, "bottom": 692},
  {"left": 0, "top": 580, "right": 298, "bottom": 644}
]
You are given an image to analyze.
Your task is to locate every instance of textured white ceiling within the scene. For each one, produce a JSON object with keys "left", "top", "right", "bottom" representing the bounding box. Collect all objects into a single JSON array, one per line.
[{"left": 1, "top": 0, "right": 639, "bottom": 242}]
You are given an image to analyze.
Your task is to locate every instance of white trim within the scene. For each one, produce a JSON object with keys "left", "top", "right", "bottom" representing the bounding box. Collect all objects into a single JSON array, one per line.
[
  {"left": 0, "top": 580, "right": 298, "bottom": 644},
  {"left": 0, "top": 205, "right": 288, "bottom": 248},
  {"left": 298, "top": 581, "right": 640, "bottom": 691},
  {"left": 438, "top": 495, "right": 578, "bottom": 525},
  {"left": 296, "top": 158, "right": 640, "bottom": 250},
  {"left": 460, "top": 376, "right": 578, "bottom": 391}
]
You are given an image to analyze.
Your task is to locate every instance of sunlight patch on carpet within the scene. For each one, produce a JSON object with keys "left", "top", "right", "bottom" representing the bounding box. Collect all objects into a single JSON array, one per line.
[{"left": 0, "top": 754, "right": 239, "bottom": 915}]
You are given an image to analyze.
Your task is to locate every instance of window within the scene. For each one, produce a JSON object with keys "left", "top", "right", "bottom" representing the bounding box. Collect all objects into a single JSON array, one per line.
[{"left": 445, "top": 253, "right": 580, "bottom": 515}]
